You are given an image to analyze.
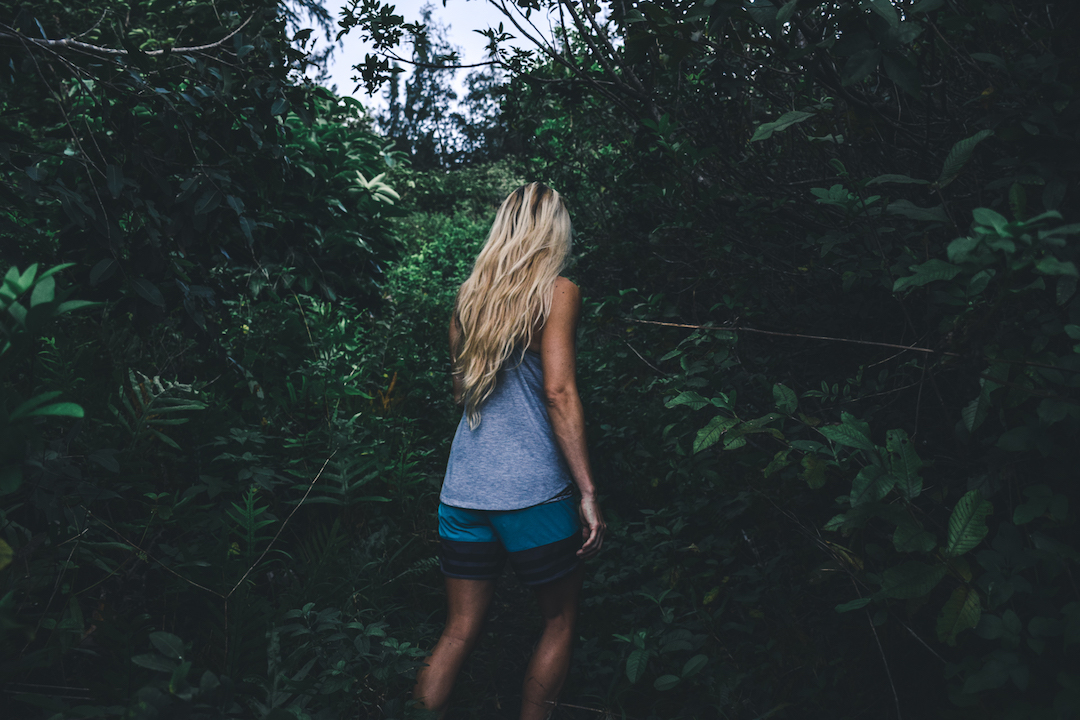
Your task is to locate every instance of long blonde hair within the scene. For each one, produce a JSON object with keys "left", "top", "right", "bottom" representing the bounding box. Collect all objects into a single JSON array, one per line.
[{"left": 454, "top": 182, "right": 572, "bottom": 428}]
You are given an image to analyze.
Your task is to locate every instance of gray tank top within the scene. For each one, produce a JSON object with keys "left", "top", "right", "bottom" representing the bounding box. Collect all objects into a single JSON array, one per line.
[{"left": 440, "top": 349, "right": 573, "bottom": 510}]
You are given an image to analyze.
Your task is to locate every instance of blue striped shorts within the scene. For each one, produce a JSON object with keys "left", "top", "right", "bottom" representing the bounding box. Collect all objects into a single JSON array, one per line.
[{"left": 438, "top": 495, "right": 582, "bottom": 586}]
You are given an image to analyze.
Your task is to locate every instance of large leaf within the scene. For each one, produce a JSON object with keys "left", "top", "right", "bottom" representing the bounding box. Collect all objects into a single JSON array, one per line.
[
  {"left": 0, "top": 538, "right": 12, "bottom": 571},
  {"left": 944, "top": 490, "right": 993, "bottom": 557},
  {"left": 132, "top": 654, "right": 177, "bottom": 673},
  {"left": 883, "top": 53, "right": 921, "bottom": 98},
  {"left": 772, "top": 383, "right": 797, "bottom": 413},
  {"left": 842, "top": 49, "right": 882, "bottom": 86},
  {"left": 893, "top": 521, "right": 936, "bottom": 553},
  {"left": 886, "top": 200, "right": 948, "bottom": 223},
  {"left": 693, "top": 415, "right": 739, "bottom": 453},
  {"left": 849, "top": 465, "right": 896, "bottom": 506},
  {"left": 666, "top": 390, "right": 709, "bottom": 411},
  {"left": 886, "top": 429, "right": 922, "bottom": 498},
  {"left": 935, "top": 129, "right": 993, "bottom": 190},
  {"left": 881, "top": 561, "right": 947, "bottom": 599},
  {"left": 802, "top": 454, "right": 828, "bottom": 489},
  {"left": 132, "top": 278, "right": 165, "bottom": 308},
  {"left": 149, "top": 631, "right": 185, "bottom": 660},
  {"left": 751, "top": 110, "right": 816, "bottom": 142},
  {"left": 893, "top": 259, "right": 962, "bottom": 292},
  {"left": 818, "top": 413, "right": 875, "bottom": 452},
  {"left": 937, "top": 586, "right": 982, "bottom": 646},
  {"left": 626, "top": 648, "right": 650, "bottom": 683}
]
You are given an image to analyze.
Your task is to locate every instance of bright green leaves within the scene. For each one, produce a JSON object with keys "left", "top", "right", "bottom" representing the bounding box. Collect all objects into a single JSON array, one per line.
[
  {"left": 945, "top": 491, "right": 993, "bottom": 558},
  {"left": 7, "top": 391, "right": 84, "bottom": 421}
]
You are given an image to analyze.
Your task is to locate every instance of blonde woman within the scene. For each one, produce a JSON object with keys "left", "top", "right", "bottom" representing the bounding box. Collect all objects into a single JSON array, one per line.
[{"left": 413, "top": 183, "right": 606, "bottom": 719}]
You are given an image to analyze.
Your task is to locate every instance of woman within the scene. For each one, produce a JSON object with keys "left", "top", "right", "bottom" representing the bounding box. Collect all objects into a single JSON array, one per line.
[{"left": 413, "top": 183, "right": 606, "bottom": 719}]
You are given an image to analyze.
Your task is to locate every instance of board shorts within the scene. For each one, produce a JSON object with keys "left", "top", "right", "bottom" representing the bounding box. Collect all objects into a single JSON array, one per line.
[{"left": 438, "top": 494, "right": 582, "bottom": 587}]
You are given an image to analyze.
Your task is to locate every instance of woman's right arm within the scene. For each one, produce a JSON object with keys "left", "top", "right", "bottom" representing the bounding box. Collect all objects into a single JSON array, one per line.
[{"left": 541, "top": 277, "right": 606, "bottom": 558}]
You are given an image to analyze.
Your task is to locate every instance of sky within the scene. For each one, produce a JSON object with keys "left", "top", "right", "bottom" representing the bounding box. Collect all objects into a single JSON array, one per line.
[{"left": 313, "top": 0, "right": 558, "bottom": 106}]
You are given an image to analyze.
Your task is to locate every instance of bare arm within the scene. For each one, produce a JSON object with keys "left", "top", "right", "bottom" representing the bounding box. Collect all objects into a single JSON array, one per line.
[{"left": 540, "top": 277, "right": 606, "bottom": 557}]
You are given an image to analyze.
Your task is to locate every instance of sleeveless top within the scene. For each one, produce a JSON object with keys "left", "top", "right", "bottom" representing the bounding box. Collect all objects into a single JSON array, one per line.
[{"left": 440, "top": 349, "right": 573, "bottom": 511}]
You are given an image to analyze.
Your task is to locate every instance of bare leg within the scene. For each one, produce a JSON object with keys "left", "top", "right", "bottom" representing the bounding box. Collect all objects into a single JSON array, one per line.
[
  {"left": 520, "top": 566, "right": 584, "bottom": 720},
  {"left": 413, "top": 577, "right": 497, "bottom": 718}
]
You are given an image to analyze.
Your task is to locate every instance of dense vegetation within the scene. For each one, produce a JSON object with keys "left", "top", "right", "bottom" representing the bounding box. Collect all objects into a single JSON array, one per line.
[{"left": 2, "top": 0, "right": 1079, "bottom": 718}]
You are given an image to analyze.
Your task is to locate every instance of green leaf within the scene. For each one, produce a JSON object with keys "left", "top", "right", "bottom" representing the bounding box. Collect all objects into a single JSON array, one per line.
[
  {"left": 626, "top": 648, "right": 650, "bottom": 683},
  {"left": 0, "top": 466, "right": 22, "bottom": 496},
  {"left": 802, "top": 454, "right": 827, "bottom": 489},
  {"left": 849, "top": 465, "right": 896, "bottom": 506},
  {"left": 842, "top": 49, "right": 882, "bottom": 86},
  {"left": 775, "top": 0, "right": 798, "bottom": 25},
  {"left": 972, "top": 207, "right": 1009, "bottom": 233},
  {"left": 893, "top": 259, "right": 962, "bottom": 293},
  {"left": 764, "top": 449, "right": 792, "bottom": 478},
  {"left": 751, "top": 110, "right": 816, "bottom": 142},
  {"left": 132, "top": 653, "right": 176, "bottom": 672},
  {"left": 30, "top": 276, "right": 55, "bottom": 307},
  {"left": 886, "top": 200, "right": 948, "bottom": 223},
  {"left": 90, "top": 259, "right": 117, "bottom": 286},
  {"left": 7, "top": 390, "right": 63, "bottom": 420},
  {"left": 881, "top": 561, "right": 947, "bottom": 599},
  {"left": 653, "top": 674, "right": 680, "bottom": 691},
  {"left": 944, "top": 490, "right": 993, "bottom": 557},
  {"left": 0, "top": 538, "right": 12, "bottom": 571},
  {"left": 149, "top": 631, "right": 185, "bottom": 660},
  {"left": 883, "top": 53, "right": 921, "bottom": 98},
  {"left": 26, "top": 402, "right": 85, "bottom": 418},
  {"left": 886, "top": 429, "right": 922, "bottom": 498},
  {"left": 693, "top": 416, "right": 739, "bottom": 453},
  {"left": 271, "top": 98, "right": 289, "bottom": 115},
  {"left": 866, "top": 174, "right": 929, "bottom": 186},
  {"left": 937, "top": 586, "right": 981, "bottom": 646},
  {"left": 862, "top": 0, "right": 899, "bottom": 27},
  {"left": 107, "top": 165, "right": 124, "bottom": 198},
  {"left": 970, "top": 52, "right": 1006, "bottom": 70},
  {"left": 772, "top": 383, "right": 797, "bottom": 413},
  {"left": 132, "top": 279, "right": 165, "bottom": 308},
  {"left": 996, "top": 426, "right": 1034, "bottom": 452},
  {"left": 818, "top": 413, "right": 875, "bottom": 452},
  {"left": 835, "top": 597, "right": 871, "bottom": 613},
  {"left": 681, "top": 654, "right": 708, "bottom": 677},
  {"left": 56, "top": 300, "right": 101, "bottom": 315},
  {"left": 666, "top": 390, "right": 709, "bottom": 411},
  {"left": 893, "top": 521, "right": 936, "bottom": 553},
  {"left": 1034, "top": 256, "right": 1079, "bottom": 277},
  {"left": 935, "top": 129, "right": 993, "bottom": 190}
]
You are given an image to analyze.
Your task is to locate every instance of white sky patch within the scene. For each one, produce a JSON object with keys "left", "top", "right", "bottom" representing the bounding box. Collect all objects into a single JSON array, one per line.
[{"left": 311, "top": 0, "right": 560, "bottom": 109}]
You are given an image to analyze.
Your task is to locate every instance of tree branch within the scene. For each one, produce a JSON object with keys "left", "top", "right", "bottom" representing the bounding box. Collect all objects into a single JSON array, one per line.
[{"left": 0, "top": 13, "right": 255, "bottom": 57}]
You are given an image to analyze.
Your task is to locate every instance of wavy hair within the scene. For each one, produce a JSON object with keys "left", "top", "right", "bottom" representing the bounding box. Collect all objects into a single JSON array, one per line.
[{"left": 454, "top": 182, "right": 572, "bottom": 428}]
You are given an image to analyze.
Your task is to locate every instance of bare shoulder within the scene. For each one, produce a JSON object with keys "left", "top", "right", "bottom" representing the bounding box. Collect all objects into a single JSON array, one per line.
[{"left": 552, "top": 276, "right": 581, "bottom": 306}]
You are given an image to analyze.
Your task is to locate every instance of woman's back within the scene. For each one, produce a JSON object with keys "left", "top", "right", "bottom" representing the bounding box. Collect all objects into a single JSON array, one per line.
[{"left": 441, "top": 349, "right": 572, "bottom": 511}]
